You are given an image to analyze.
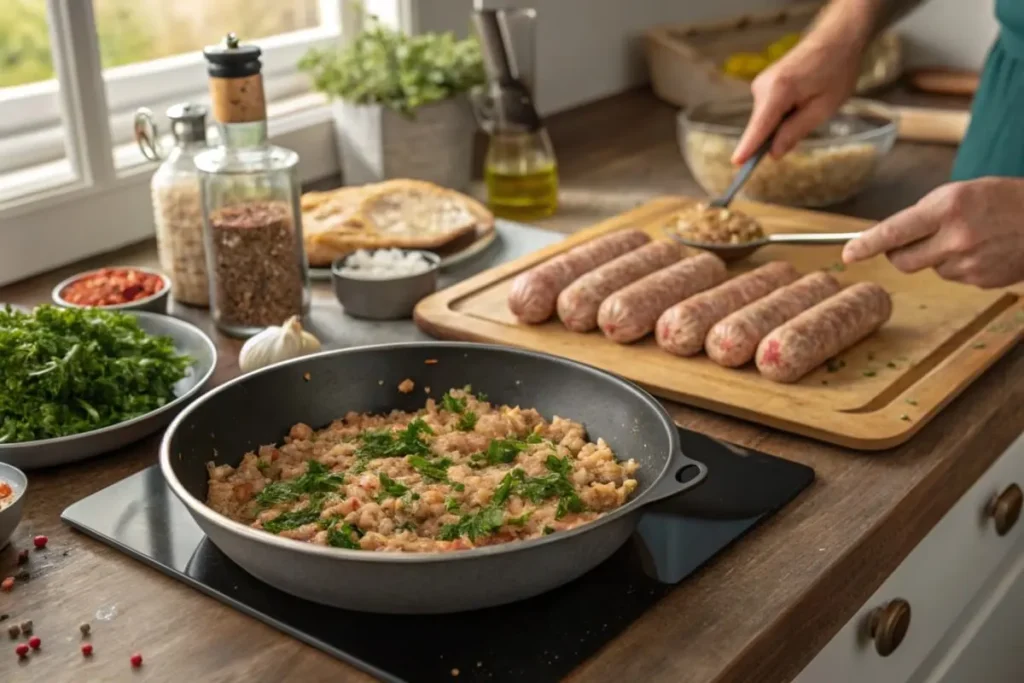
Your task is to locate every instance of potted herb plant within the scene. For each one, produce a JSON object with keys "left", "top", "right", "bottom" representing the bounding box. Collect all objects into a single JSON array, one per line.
[{"left": 299, "top": 14, "right": 485, "bottom": 191}]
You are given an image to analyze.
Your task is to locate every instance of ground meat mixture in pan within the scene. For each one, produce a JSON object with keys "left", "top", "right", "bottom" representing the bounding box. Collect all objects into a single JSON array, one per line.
[{"left": 206, "top": 388, "right": 640, "bottom": 553}]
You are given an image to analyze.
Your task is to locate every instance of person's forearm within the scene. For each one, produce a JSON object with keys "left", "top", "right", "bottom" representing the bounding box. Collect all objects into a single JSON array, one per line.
[{"left": 806, "top": 0, "right": 926, "bottom": 50}]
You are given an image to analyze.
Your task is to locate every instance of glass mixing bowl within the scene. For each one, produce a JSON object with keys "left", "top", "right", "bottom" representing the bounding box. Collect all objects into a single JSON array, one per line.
[{"left": 678, "top": 98, "right": 898, "bottom": 208}]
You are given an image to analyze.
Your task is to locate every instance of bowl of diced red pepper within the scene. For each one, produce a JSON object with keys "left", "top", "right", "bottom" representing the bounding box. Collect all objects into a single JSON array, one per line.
[{"left": 52, "top": 266, "right": 171, "bottom": 314}]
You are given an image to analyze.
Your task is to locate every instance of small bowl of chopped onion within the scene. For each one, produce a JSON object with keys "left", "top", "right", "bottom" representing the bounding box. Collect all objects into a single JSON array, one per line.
[
  {"left": 330, "top": 248, "right": 441, "bottom": 320},
  {"left": 0, "top": 463, "right": 28, "bottom": 551}
]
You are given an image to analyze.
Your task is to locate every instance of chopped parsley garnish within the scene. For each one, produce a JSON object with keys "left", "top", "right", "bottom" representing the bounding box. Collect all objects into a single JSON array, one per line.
[
  {"left": 352, "top": 418, "right": 435, "bottom": 472},
  {"left": 376, "top": 472, "right": 408, "bottom": 500},
  {"left": 398, "top": 521, "right": 418, "bottom": 532},
  {"left": 256, "top": 460, "right": 270, "bottom": 473},
  {"left": 543, "top": 526, "right": 555, "bottom": 535},
  {"left": 444, "top": 497, "right": 461, "bottom": 513},
  {"left": 408, "top": 454, "right": 452, "bottom": 482},
  {"left": 255, "top": 460, "right": 344, "bottom": 508},
  {"left": 262, "top": 496, "right": 326, "bottom": 534},
  {"left": 440, "top": 390, "right": 478, "bottom": 432},
  {"left": 438, "top": 457, "right": 586, "bottom": 542},
  {"left": 456, "top": 411, "right": 478, "bottom": 432},
  {"left": 440, "top": 391, "right": 467, "bottom": 413},
  {"left": 470, "top": 432, "right": 544, "bottom": 467},
  {"left": 439, "top": 505, "right": 506, "bottom": 542},
  {"left": 326, "top": 522, "right": 363, "bottom": 550}
]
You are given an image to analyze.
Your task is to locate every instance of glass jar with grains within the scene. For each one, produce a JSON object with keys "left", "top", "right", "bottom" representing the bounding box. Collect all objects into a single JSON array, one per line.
[
  {"left": 134, "top": 103, "right": 210, "bottom": 306},
  {"left": 194, "top": 33, "right": 310, "bottom": 337}
]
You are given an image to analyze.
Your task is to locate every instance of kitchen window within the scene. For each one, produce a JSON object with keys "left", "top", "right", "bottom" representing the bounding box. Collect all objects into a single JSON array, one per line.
[{"left": 0, "top": 0, "right": 402, "bottom": 286}]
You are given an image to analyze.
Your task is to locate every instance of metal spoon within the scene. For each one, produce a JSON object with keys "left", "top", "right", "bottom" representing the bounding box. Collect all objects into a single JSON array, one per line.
[{"left": 670, "top": 231, "right": 862, "bottom": 263}]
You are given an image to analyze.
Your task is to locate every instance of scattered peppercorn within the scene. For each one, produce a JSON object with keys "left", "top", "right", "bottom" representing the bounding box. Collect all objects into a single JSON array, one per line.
[
  {"left": 19, "top": 620, "right": 32, "bottom": 634},
  {"left": 81, "top": 643, "right": 93, "bottom": 657},
  {"left": 79, "top": 622, "right": 91, "bottom": 636},
  {"left": 28, "top": 636, "right": 40, "bottom": 650},
  {"left": 16, "top": 549, "right": 28, "bottom": 565},
  {"left": 131, "top": 652, "right": 143, "bottom": 668},
  {"left": 33, "top": 535, "right": 48, "bottom": 549},
  {"left": 1, "top": 577, "right": 13, "bottom": 592},
  {"left": 7, "top": 624, "right": 19, "bottom": 639},
  {"left": 15, "top": 643, "right": 29, "bottom": 658}
]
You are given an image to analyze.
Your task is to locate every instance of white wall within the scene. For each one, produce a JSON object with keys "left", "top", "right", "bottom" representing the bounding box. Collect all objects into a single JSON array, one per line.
[
  {"left": 897, "top": 0, "right": 998, "bottom": 69},
  {"left": 413, "top": 0, "right": 999, "bottom": 116}
]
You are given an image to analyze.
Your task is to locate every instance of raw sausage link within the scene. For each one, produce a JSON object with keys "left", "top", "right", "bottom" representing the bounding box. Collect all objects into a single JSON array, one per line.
[
  {"left": 705, "top": 271, "right": 841, "bottom": 368},
  {"left": 656, "top": 262, "right": 800, "bottom": 357},
  {"left": 556, "top": 240, "right": 683, "bottom": 332},
  {"left": 597, "top": 252, "right": 728, "bottom": 344},
  {"left": 508, "top": 229, "right": 650, "bottom": 323},
  {"left": 755, "top": 281, "right": 893, "bottom": 384}
]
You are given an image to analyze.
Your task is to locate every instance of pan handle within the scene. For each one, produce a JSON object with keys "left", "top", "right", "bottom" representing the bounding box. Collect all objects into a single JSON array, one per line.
[{"left": 645, "top": 449, "right": 708, "bottom": 503}]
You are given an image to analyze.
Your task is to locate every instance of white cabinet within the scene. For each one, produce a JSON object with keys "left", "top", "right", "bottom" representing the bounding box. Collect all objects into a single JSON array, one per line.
[
  {"left": 794, "top": 433, "right": 1024, "bottom": 683},
  {"left": 914, "top": 546, "right": 1024, "bottom": 683}
]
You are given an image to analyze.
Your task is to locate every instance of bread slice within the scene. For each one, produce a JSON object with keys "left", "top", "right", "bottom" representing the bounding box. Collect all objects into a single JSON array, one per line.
[{"left": 303, "top": 179, "right": 493, "bottom": 267}]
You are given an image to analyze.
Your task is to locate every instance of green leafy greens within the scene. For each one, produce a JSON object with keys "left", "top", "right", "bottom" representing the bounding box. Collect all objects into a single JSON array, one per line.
[
  {"left": 440, "top": 389, "right": 477, "bottom": 432},
  {"left": 470, "top": 433, "right": 543, "bottom": 467},
  {"left": 298, "top": 12, "right": 485, "bottom": 116},
  {"left": 256, "top": 460, "right": 345, "bottom": 508},
  {"left": 438, "top": 457, "right": 585, "bottom": 542},
  {"left": 352, "top": 418, "right": 434, "bottom": 472},
  {"left": 0, "top": 305, "right": 192, "bottom": 443}
]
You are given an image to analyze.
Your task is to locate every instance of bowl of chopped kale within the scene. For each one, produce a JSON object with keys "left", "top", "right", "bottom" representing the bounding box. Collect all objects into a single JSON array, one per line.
[{"left": 0, "top": 305, "right": 217, "bottom": 469}]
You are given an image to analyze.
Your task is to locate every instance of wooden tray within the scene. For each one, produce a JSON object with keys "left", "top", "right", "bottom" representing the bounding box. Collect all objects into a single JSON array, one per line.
[{"left": 414, "top": 198, "right": 1024, "bottom": 450}]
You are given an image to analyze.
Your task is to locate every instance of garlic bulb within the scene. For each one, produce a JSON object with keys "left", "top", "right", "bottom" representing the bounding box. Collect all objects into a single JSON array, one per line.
[{"left": 238, "top": 316, "right": 321, "bottom": 373}]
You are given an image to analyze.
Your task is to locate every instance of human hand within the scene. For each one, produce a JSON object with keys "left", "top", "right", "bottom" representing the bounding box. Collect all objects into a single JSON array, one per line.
[
  {"left": 731, "top": 34, "right": 865, "bottom": 165},
  {"left": 841, "top": 177, "right": 1024, "bottom": 288}
]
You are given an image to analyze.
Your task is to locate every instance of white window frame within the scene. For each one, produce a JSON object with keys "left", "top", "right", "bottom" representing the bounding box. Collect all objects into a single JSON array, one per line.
[{"left": 0, "top": 0, "right": 407, "bottom": 287}]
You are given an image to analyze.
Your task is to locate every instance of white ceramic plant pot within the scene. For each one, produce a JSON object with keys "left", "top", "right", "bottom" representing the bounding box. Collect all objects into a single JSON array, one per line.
[{"left": 332, "top": 97, "right": 475, "bottom": 191}]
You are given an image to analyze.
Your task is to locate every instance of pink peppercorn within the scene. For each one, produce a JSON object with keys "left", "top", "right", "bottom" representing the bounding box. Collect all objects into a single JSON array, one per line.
[
  {"left": 130, "top": 652, "right": 143, "bottom": 667},
  {"left": 81, "top": 643, "right": 93, "bottom": 657},
  {"left": 15, "top": 643, "right": 29, "bottom": 657},
  {"left": 28, "top": 636, "right": 40, "bottom": 650},
  {"left": 33, "top": 535, "right": 48, "bottom": 549}
]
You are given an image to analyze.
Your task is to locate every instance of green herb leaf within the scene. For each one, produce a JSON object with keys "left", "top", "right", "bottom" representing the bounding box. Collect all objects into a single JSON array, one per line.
[
  {"left": 456, "top": 411, "right": 478, "bottom": 432},
  {"left": 326, "top": 522, "right": 363, "bottom": 550},
  {"left": 408, "top": 454, "right": 452, "bottom": 482},
  {"left": 376, "top": 472, "right": 408, "bottom": 500},
  {"left": 255, "top": 460, "right": 344, "bottom": 508},
  {"left": 441, "top": 391, "right": 467, "bottom": 414},
  {"left": 439, "top": 505, "right": 506, "bottom": 542},
  {"left": 444, "top": 497, "right": 461, "bottom": 513},
  {"left": 352, "top": 418, "right": 434, "bottom": 472},
  {"left": 262, "top": 497, "right": 326, "bottom": 534},
  {"left": 543, "top": 526, "right": 555, "bottom": 535},
  {"left": 0, "top": 305, "right": 192, "bottom": 443},
  {"left": 298, "top": 14, "right": 486, "bottom": 116}
]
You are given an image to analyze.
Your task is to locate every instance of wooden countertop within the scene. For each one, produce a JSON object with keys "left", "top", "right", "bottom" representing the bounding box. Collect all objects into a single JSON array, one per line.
[{"left": 3, "top": 88, "right": 1021, "bottom": 683}]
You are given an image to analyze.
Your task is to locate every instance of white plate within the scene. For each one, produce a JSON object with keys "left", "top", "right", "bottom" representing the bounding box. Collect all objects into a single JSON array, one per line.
[{"left": 0, "top": 312, "right": 218, "bottom": 470}]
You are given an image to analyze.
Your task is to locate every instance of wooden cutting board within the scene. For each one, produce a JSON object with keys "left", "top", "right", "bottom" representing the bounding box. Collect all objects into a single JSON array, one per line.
[{"left": 414, "top": 197, "right": 1024, "bottom": 450}]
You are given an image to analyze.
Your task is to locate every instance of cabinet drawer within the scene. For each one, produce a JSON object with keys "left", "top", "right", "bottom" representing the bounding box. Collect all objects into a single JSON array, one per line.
[{"left": 794, "top": 432, "right": 1024, "bottom": 683}]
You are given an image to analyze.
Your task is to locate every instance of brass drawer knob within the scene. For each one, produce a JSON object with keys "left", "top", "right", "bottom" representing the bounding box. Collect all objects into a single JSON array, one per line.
[
  {"left": 867, "top": 598, "right": 911, "bottom": 657},
  {"left": 987, "top": 484, "right": 1023, "bottom": 536}
]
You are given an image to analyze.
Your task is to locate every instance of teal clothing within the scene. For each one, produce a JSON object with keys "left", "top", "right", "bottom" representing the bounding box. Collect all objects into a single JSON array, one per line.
[{"left": 951, "top": 0, "right": 1024, "bottom": 180}]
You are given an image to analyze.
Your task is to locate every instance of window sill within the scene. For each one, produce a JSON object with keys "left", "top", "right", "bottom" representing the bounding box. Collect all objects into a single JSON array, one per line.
[{"left": 0, "top": 93, "right": 340, "bottom": 287}]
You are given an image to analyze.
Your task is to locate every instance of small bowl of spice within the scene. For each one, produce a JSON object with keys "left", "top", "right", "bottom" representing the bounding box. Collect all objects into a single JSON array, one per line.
[
  {"left": 52, "top": 266, "right": 171, "bottom": 314},
  {"left": 331, "top": 248, "right": 440, "bottom": 320},
  {"left": 0, "top": 463, "right": 28, "bottom": 551}
]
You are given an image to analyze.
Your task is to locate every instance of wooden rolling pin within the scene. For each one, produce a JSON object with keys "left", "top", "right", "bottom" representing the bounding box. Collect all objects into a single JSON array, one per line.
[
  {"left": 893, "top": 106, "right": 970, "bottom": 145},
  {"left": 907, "top": 67, "right": 980, "bottom": 97}
]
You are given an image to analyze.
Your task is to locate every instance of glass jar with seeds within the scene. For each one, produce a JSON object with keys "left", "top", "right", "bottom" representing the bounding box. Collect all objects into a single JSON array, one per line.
[
  {"left": 135, "top": 103, "right": 211, "bottom": 306},
  {"left": 194, "top": 33, "right": 310, "bottom": 337}
]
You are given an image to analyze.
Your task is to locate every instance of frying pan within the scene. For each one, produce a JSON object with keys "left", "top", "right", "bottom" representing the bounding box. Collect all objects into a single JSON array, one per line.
[{"left": 160, "top": 343, "right": 708, "bottom": 614}]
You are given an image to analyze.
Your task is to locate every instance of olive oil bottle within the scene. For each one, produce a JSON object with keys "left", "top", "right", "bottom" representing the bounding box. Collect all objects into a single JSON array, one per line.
[
  {"left": 472, "top": 8, "right": 559, "bottom": 222},
  {"left": 483, "top": 130, "right": 559, "bottom": 221}
]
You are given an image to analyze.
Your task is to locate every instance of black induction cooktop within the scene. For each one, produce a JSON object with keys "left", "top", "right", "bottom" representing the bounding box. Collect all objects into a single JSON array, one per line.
[{"left": 61, "top": 427, "right": 813, "bottom": 683}]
